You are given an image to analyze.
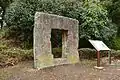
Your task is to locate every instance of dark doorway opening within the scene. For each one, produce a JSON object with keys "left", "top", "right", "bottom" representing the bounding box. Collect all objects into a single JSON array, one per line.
[{"left": 51, "top": 29, "right": 62, "bottom": 58}]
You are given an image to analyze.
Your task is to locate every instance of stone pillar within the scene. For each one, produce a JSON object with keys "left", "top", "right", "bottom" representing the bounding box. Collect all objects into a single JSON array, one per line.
[
  {"left": 62, "top": 30, "right": 68, "bottom": 58},
  {"left": 66, "top": 30, "right": 79, "bottom": 64}
]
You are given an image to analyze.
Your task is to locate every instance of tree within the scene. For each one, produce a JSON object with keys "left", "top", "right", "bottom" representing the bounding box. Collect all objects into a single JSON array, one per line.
[
  {"left": 0, "top": 0, "right": 13, "bottom": 29},
  {"left": 80, "top": 0, "right": 117, "bottom": 46},
  {"left": 5, "top": 0, "right": 82, "bottom": 48},
  {"left": 109, "top": 0, "right": 120, "bottom": 36},
  {"left": 4, "top": 0, "right": 116, "bottom": 48}
]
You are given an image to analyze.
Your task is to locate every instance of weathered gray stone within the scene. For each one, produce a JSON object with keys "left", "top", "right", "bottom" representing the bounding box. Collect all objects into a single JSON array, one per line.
[{"left": 34, "top": 12, "right": 79, "bottom": 69}]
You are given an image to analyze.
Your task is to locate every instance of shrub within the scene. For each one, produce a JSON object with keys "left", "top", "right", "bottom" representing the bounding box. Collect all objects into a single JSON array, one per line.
[
  {"left": 80, "top": 0, "right": 117, "bottom": 47},
  {"left": 78, "top": 48, "right": 108, "bottom": 60},
  {"left": 4, "top": 0, "right": 116, "bottom": 48},
  {"left": 0, "top": 28, "right": 8, "bottom": 38},
  {"left": 78, "top": 48, "right": 96, "bottom": 60},
  {"left": 112, "top": 37, "right": 120, "bottom": 50},
  {"left": 78, "top": 48, "right": 120, "bottom": 60},
  {"left": 4, "top": 0, "right": 82, "bottom": 49},
  {"left": 0, "top": 48, "right": 33, "bottom": 67},
  {"left": 111, "top": 49, "right": 120, "bottom": 59},
  {"left": 52, "top": 48, "right": 62, "bottom": 58}
]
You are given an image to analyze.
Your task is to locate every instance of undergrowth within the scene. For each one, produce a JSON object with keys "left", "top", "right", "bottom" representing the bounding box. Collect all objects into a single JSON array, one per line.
[{"left": 0, "top": 29, "right": 33, "bottom": 68}]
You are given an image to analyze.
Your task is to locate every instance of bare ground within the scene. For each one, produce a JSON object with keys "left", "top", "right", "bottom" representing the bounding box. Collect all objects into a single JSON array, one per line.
[{"left": 0, "top": 59, "right": 120, "bottom": 80}]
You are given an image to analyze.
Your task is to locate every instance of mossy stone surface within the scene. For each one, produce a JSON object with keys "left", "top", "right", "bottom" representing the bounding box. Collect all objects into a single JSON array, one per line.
[
  {"left": 67, "top": 54, "right": 79, "bottom": 64},
  {"left": 35, "top": 54, "right": 54, "bottom": 69}
]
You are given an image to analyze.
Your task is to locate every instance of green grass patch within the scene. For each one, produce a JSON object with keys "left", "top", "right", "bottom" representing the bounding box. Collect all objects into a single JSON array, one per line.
[{"left": 52, "top": 48, "right": 62, "bottom": 58}]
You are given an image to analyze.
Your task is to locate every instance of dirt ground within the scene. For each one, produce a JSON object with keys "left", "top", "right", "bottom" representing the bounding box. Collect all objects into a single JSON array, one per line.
[{"left": 0, "top": 59, "right": 120, "bottom": 80}]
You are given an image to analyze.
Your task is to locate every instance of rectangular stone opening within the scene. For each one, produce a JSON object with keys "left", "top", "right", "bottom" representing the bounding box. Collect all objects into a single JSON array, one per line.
[
  {"left": 51, "top": 29, "right": 68, "bottom": 58},
  {"left": 51, "top": 29, "right": 62, "bottom": 58}
]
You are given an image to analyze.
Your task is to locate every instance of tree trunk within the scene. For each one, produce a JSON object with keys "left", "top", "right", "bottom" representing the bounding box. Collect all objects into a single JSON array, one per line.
[{"left": 1, "top": 8, "right": 5, "bottom": 29}]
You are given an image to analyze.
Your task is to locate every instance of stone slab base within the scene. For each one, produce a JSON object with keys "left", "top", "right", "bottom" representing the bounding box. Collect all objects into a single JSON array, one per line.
[
  {"left": 94, "top": 66, "right": 104, "bottom": 70},
  {"left": 106, "top": 63, "right": 115, "bottom": 66},
  {"left": 54, "top": 58, "right": 69, "bottom": 65},
  {"left": 35, "top": 57, "right": 79, "bottom": 69}
]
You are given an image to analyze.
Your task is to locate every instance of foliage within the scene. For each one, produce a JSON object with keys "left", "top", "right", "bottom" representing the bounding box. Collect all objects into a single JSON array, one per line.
[
  {"left": 52, "top": 48, "right": 62, "bottom": 58},
  {"left": 0, "top": 0, "right": 13, "bottom": 9},
  {"left": 0, "top": 48, "right": 33, "bottom": 67},
  {"left": 112, "top": 37, "right": 120, "bottom": 50},
  {"left": 0, "top": 28, "right": 7, "bottom": 38},
  {"left": 0, "top": 30, "right": 33, "bottom": 67},
  {"left": 5, "top": 0, "right": 82, "bottom": 27},
  {"left": 101, "top": 0, "right": 120, "bottom": 37},
  {"left": 4, "top": 0, "right": 117, "bottom": 48},
  {"left": 113, "top": 51, "right": 120, "bottom": 59},
  {"left": 109, "top": 0, "right": 120, "bottom": 25},
  {"left": 0, "top": 0, "right": 13, "bottom": 28},
  {"left": 110, "top": 49, "right": 120, "bottom": 59},
  {"left": 5, "top": 0, "right": 82, "bottom": 48},
  {"left": 80, "top": 0, "right": 117, "bottom": 47},
  {"left": 78, "top": 48, "right": 120, "bottom": 60},
  {"left": 78, "top": 48, "right": 108, "bottom": 60},
  {"left": 100, "top": 0, "right": 113, "bottom": 10},
  {"left": 0, "top": 38, "right": 33, "bottom": 67},
  {"left": 78, "top": 48, "right": 96, "bottom": 60},
  {"left": 110, "top": 0, "right": 120, "bottom": 36}
]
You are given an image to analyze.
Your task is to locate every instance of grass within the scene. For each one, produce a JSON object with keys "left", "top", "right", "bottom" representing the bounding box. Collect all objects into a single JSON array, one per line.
[
  {"left": 52, "top": 47, "right": 62, "bottom": 58},
  {"left": 0, "top": 69, "right": 12, "bottom": 80},
  {"left": 79, "top": 59, "right": 97, "bottom": 67}
]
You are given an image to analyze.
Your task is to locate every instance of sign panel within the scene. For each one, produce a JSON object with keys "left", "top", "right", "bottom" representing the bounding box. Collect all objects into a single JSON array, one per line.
[{"left": 89, "top": 40, "right": 110, "bottom": 51}]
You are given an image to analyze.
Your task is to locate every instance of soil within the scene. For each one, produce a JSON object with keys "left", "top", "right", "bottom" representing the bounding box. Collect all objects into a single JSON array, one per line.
[{"left": 0, "top": 59, "right": 120, "bottom": 80}]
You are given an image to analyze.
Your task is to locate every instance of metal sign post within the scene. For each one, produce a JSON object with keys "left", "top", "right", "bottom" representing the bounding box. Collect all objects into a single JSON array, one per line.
[
  {"left": 97, "top": 51, "right": 100, "bottom": 67},
  {"left": 108, "top": 51, "right": 111, "bottom": 64},
  {"left": 97, "top": 51, "right": 111, "bottom": 67}
]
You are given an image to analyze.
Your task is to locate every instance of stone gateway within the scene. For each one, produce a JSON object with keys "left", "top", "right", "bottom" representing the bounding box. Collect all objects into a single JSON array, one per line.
[{"left": 34, "top": 12, "right": 79, "bottom": 69}]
